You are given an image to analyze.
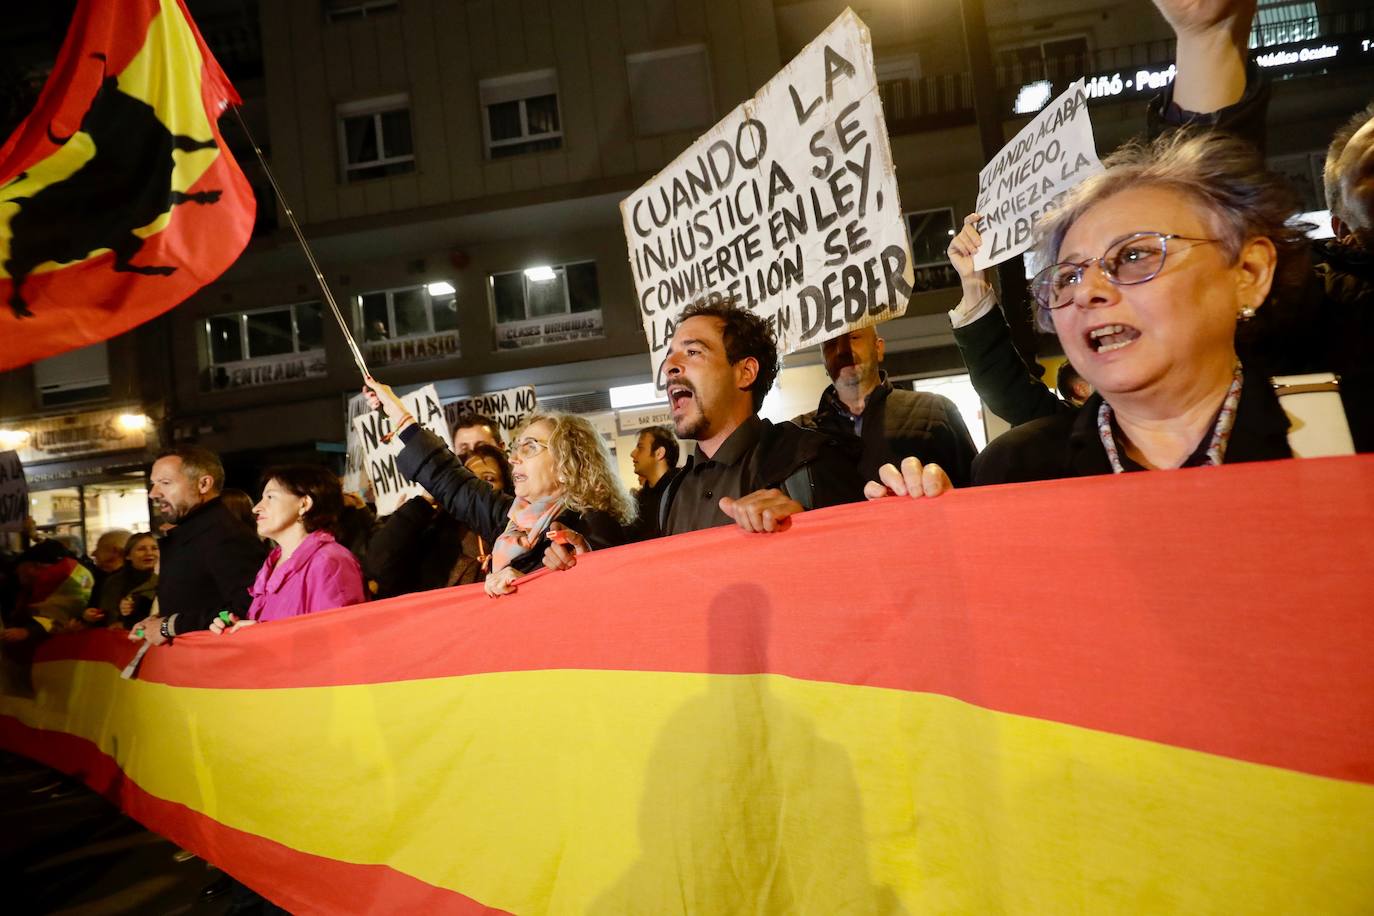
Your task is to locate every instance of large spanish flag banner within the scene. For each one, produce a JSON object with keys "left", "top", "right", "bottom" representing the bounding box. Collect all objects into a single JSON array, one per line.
[
  {"left": 0, "top": 0, "right": 254, "bottom": 371},
  {"left": 2, "top": 458, "right": 1373, "bottom": 913}
]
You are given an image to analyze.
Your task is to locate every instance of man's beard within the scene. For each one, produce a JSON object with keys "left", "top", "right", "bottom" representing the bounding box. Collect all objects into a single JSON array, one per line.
[
  {"left": 674, "top": 411, "right": 709, "bottom": 440},
  {"left": 157, "top": 500, "right": 193, "bottom": 523}
]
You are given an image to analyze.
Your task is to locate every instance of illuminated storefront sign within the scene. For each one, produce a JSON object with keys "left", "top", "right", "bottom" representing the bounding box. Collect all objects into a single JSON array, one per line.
[{"left": 1012, "top": 34, "right": 1373, "bottom": 114}]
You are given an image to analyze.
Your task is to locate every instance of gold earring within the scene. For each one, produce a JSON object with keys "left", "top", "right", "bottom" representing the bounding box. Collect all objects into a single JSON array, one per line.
[{"left": 1239, "top": 305, "right": 1256, "bottom": 321}]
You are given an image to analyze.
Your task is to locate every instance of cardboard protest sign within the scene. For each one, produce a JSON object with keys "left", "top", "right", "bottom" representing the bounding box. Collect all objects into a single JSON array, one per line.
[
  {"left": 443, "top": 386, "right": 537, "bottom": 439},
  {"left": 342, "top": 392, "right": 373, "bottom": 499},
  {"left": 0, "top": 451, "right": 27, "bottom": 533},
  {"left": 973, "top": 78, "right": 1103, "bottom": 270},
  {"left": 621, "top": 8, "right": 912, "bottom": 386},
  {"left": 351, "top": 385, "right": 451, "bottom": 516}
]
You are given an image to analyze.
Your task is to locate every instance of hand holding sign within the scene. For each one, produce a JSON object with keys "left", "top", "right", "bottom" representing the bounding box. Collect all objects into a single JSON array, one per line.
[
  {"left": 353, "top": 383, "right": 452, "bottom": 516},
  {"left": 947, "top": 213, "right": 993, "bottom": 298},
  {"left": 362, "top": 377, "right": 409, "bottom": 429}
]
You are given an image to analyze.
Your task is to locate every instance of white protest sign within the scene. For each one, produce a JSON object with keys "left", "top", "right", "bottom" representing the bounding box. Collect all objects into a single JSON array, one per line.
[
  {"left": 973, "top": 78, "right": 1103, "bottom": 270},
  {"left": 0, "top": 451, "right": 28, "bottom": 533},
  {"left": 443, "top": 386, "right": 538, "bottom": 438},
  {"left": 342, "top": 392, "right": 373, "bottom": 498},
  {"left": 351, "top": 384, "right": 451, "bottom": 516},
  {"left": 621, "top": 8, "right": 913, "bottom": 385}
]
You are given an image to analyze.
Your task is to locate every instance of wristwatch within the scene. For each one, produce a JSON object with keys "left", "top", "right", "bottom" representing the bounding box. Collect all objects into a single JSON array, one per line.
[{"left": 160, "top": 617, "right": 173, "bottom": 641}]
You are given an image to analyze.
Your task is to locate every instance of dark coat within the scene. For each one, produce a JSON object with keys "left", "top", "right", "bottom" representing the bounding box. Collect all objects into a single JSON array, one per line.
[
  {"left": 365, "top": 496, "right": 484, "bottom": 598},
  {"left": 798, "top": 374, "right": 981, "bottom": 486},
  {"left": 952, "top": 308, "right": 1069, "bottom": 428},
  {"left": 658, "top": 418, "right": 864, "bottom": 533},
  {"left": 629, "top": 467, "right": 679, "bottom": 541},
  {"left": 159, "top": 497, "right": 266, "bottom": 632},
  {"left": 96, "top": 564, "right": 155, "bottom": 619},
  {"left": 973, "top": 364, "right": 1373, "bottom": 485},
  {"left": 397, "top": 426, "right": 631, "bottom": 574}
]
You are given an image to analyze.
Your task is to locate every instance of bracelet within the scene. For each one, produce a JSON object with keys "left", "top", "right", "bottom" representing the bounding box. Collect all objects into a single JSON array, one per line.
[
  {"left": 160, "top": 617, "right": 173, "bottom": 641},
  {"left": 380, "top": 414, "right": 415, "bottom": 444}
]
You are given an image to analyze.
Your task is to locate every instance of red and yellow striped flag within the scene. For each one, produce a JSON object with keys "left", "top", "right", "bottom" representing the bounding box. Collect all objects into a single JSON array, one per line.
[
  {"left": 0, "top": 0, "right": 254, "bottom": 370},
  {"left": 3, "top": 456, "right": 1372, "bottom": 913}
]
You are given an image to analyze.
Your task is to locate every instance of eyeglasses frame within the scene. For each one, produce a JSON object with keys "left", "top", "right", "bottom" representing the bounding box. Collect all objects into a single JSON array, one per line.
[{"left": 1030, "top": 231, "right": 1221, "bottom": 310}]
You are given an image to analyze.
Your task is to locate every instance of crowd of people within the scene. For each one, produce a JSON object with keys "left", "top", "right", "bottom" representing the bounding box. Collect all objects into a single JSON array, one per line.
[
  {"left": 0, "top": 0, "right": 1370, "bottom": 904},
  {"left": 1, "top": 0, "right": 1369, "bottom": 647}
]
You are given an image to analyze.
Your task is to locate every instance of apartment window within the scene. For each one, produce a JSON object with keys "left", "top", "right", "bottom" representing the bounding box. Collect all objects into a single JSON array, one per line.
[
  {"left": 627, "top": 46, "right": 715, "bottom": 136},
  {"left": 206, "top": 302, "right": 325, "bottom": 365},
  {"left": 905, "top": 208, "right": 960, "bottom": 293},
  {"left": 876, "top": 55, "right": 921, "bottom": 126},
  {"left": 325, "top": 0, "right": 398, "bottom": 23},
  {"left": 490, "top": 262, "right": 599, "bottom": 324},
  {"left": 34, "top": 341, "right": 111, "bottom": 407},
  {"left": 1251, "top": 1, "right": 1319, "bottom": 47},
  {"left": 338, "top": 95, "right": 415, "bottom": 182},
  {"left": 998, "top": 36, "right": 1090, "bottom": 83},
  {"left": 355, "top": 284, "right": 458, "bottom": 342},
  {"left": 480, "top": 70, "right": 562, "bottom": 159}
]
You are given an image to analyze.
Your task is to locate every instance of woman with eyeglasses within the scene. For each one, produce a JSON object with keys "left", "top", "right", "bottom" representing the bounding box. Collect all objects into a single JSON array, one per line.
[
  {"left": 962, "top": 130, "right": 1370, "bottom": 484},
  {"left": 364, "top": 378, "right": 636, "bottom": 597}
]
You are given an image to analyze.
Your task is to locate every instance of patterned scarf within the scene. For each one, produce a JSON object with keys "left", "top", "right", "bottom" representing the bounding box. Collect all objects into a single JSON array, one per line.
[{"left": 490, "top": 495, "right": 565, "bottom": 573}]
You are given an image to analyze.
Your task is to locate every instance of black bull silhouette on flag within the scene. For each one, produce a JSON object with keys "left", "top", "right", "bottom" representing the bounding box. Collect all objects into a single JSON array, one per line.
[{"left": 2, "top": 53, "right": 225, "bottom": 318}]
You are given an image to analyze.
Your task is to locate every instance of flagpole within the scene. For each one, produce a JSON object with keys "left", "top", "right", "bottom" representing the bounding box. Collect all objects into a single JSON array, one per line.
[{"left": 228, "top": 106, "right": 372, "bottom": 380}]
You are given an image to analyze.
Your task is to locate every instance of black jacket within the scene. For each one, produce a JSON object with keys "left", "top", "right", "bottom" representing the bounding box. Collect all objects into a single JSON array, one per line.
[
  {"left": 973, "top": 363, "right": 1373, "bottom": 484},
  {"left": 629, "top": 468, "right": 679, "bottom": 541},
  {"left": 160, "top": 497, "right": 266, "bottom": 632},
  {"left": 798, "top": 374, "right": 980, "bottom": 487},
  {"left": 952, "top": 309, "right": 1069, "bottom": 428},
  {"left": 659, "top": 418, "right": 864, "bottom": 533},
  {"left": 397, "top": 426, "right": 631, "bottom": 573},
  {"left": 365, "top": 496, "right": 482, "bottom": 598}
]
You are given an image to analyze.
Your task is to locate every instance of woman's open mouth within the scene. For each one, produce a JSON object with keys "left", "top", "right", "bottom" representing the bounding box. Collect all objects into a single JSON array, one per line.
[{"left": 1086, "top": 323, "right": 1141, "bottom": 354}]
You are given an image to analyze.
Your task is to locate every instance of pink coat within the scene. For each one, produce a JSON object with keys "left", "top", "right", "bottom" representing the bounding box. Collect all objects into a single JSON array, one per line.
[{"left": 246, "top": 530, "right": 364, "bottom": 622}]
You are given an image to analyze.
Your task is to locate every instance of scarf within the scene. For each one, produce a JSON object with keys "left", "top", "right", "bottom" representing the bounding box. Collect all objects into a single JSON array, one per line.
[{"left": 490, "top": 494, "right": 565, "bottom": 573}]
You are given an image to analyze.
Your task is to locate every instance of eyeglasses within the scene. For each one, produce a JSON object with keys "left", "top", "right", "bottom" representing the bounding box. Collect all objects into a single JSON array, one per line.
[
  {"left": 510, "top": 438, "right": 549, "bottom": 460},
  {"left": 1030, "top": 232, "right": 1220, "bottom": 310}
]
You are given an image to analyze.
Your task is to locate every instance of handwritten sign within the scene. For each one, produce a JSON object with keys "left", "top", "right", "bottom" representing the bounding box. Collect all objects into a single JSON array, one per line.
[
  {"left": 973, "top": 78, "right": 1103, "bottom": 270},
  {"left": 351, "top": 385, "right": 451, "bottom": 516},
  {"left": 443, "top": 386, "right": 538, "bottom": 437},
  {"left": 0, "top": 451, "right": 27, "bottom": 532},
  {"left": 342, "top": 392, "right": 373, "bottom": 499},
  {"left": 621, "top": 9, "right": 912, "bottom": 386}
]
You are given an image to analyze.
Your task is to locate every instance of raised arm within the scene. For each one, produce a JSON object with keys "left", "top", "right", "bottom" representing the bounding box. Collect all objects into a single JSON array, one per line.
[
  {"left": 1146, "top": 0, "right": 1268, "bottom": 151},
  {"left": 1152, "top": 0, "right": 1255, "bottom": 113},
  {"left": 947, "top": 213, "right": 1068, "bottom": 426}
]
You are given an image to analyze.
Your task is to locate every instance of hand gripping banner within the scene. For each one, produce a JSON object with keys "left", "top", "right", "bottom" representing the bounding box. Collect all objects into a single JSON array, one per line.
[
  {"left": 2, "top": 457, "right": 1372, "bottom": 913},
  {"left": 0, "top": 0, "right": 254, "bottom": 370}
]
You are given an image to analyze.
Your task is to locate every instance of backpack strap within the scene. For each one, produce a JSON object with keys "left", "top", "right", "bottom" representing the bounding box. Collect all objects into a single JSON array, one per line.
[{"left": 1272, "top": 373, "right": 1356, "bottom": 458}]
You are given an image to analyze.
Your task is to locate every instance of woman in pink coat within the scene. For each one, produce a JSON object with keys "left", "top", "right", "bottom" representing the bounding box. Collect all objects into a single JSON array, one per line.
[{"left": 211, "top": 465, "right": 364, "bottom": 633}]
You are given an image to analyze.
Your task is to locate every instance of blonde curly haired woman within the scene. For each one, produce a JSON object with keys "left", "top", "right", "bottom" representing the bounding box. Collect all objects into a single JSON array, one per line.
[{"left": 365, "top": 379, "right": 635, "bottom": 596}]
